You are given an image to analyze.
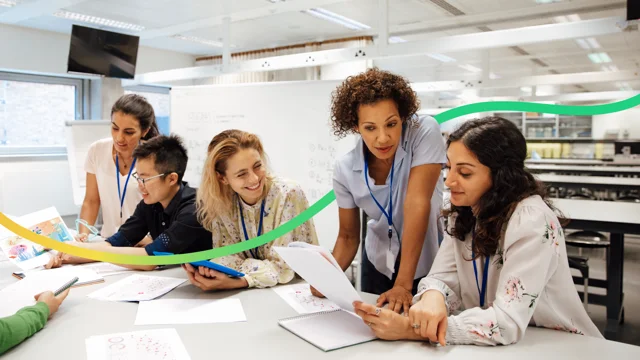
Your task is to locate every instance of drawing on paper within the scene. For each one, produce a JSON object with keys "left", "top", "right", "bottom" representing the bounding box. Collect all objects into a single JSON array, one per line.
[
  {"left": 0, "top": 212, "right": 72, "bottom": 265},
  {"left": 290, "top": 288, "right": 338, "bottom": 312},
  {"left": 105, "top": 333, "right": 176, "bottom": 360},
  {"left": 86, "top": 329, "right": 190, "bottom": 360},
  {"left": 273, "top": 284, "right": 339, "bottom": 314}
]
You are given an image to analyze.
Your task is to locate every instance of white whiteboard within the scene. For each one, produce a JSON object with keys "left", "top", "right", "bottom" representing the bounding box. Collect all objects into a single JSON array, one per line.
[
  {"left": 65, "top": 120, "right": 111, "bottom": 207},
  {"left": 170, "top": 80, "right": 357, "bottom": 250}
]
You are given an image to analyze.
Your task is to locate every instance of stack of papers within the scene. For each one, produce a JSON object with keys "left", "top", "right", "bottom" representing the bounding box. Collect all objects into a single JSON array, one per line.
[
  {"left": 77, "top": 262, "right": 133, "bottom": 276},
  {"left": 87, "top": 274, "right": 185, "bottom": 302},
  {"left": 273, "top": 242, "right": 362, "bottom": 311}
]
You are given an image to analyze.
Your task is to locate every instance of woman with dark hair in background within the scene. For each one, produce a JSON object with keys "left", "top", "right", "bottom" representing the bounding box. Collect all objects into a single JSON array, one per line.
[
  {"left": 353, "top": 116, "right": 602, "bottom": 346},
  {"left": 76, "top": 93, "right": 160, "bottom": 242}
]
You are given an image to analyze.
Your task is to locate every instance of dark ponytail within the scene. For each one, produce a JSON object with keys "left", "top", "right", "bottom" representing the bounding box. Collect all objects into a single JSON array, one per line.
[{"left": 111, "top": 94, "right": 159, "bottom": 140}]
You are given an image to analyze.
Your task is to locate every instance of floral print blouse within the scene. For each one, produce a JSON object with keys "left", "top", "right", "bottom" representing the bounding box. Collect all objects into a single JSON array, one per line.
[
  {"left": 208, "top": 177, "right": 319, "bottom": 288},
  {"left": 413, "top": 195, "right": 603, "bottom": 345}
]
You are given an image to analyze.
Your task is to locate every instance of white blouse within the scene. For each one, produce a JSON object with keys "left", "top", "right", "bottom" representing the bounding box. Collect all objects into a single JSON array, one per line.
[
  {"left": 85, "top": 138, "right": 142, "bottom": 238},
  {"left": 413, "top": 195, "right": 603, "bottom": 345}
]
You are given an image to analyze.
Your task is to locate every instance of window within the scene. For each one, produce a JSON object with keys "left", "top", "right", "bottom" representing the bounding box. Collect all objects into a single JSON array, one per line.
[
  {"left": 124, "top": 86, "right": 171, "bottom": 135},
  {"left": 0, "top": 72, "right": 83, "bottom": 155}
]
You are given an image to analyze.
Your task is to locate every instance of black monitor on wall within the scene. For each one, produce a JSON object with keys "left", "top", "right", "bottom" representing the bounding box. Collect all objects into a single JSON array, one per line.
[{"left": 67, "top": 25, "right": 140, "bottom": 79}]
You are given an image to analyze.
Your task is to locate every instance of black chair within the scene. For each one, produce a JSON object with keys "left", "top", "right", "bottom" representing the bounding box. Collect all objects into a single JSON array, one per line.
[
  {"left": 564, "top": 193, "right": 610, "bottom": 312},
  {"left": 618, "top": 194, "right": 640, "bottom": 203},
  {"left": 568, "top": 255, "right": 589, "bottom": 310},
  {"left": 565, "top": 193, "right": 610, "bottom": 257}
]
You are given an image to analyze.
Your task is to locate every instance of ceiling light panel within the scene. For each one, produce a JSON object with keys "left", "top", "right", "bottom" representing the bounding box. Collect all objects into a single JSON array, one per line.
[
  {"left": 301, "top": 8, "right": 370, "bottom": 30},
  {"left": 53, "top": 10, "right": 145, "bottom": 31}
]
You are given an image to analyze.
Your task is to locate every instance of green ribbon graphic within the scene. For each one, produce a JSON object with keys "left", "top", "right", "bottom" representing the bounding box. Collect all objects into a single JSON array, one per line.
[{"left": 1, "top": 94, "right": 638, "bottom": 265}]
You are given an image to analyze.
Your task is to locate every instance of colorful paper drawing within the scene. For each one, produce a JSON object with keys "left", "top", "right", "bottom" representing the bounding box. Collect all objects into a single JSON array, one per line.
[{"left": 0, "top": 207, "right": 73, "bottom": 270}]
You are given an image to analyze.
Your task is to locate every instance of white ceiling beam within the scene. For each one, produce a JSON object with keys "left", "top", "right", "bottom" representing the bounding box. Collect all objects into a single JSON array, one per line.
[
  {"left": 373, "top": 46, "right": 640, "bottom": 71},
  {"left": 377, "top": 0, "right": 388, "bottom": 53},
  {"left": 431, "top": 91, "right": 640, "bottom": 107},
  {"left": 221, "top": 0, "right": 231, "bottom": 70},
  {"left": 390, "top": 61, "right": 640, "bottom": 83},
  {"left": 388, "top": 0, "right": 626, "bottom": 37},
  {"left": 123, "top": 16, "right": 626, "bottom": 86},
  {"left": 384, "top": 17, "right": 625, "bottom": 57},
  {"left": 410, "top": 70, "right": 639, "bottom": 93},
  {"left": 139, "top": 0, "right": 352, "bottom": 40},
  {"left": 0, "top": 0, "right": 89, "bottom": 23}
]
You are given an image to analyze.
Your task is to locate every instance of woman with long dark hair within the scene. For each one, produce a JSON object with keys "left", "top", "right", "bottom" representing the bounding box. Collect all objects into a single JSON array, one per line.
[
  {"left": 353, "top": 116, "right": 602, "bottom": 345},
  {"left": 77, "top": 94, "right": 160, "bottom": 241}
]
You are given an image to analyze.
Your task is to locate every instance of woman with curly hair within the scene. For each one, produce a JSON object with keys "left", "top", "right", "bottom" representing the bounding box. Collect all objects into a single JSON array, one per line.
[
  {"left": 353, "top": 116, "right": 602, "bottom": 345},
  {"left": 312, "top": 68, "right": 447, "bottom": 314}
]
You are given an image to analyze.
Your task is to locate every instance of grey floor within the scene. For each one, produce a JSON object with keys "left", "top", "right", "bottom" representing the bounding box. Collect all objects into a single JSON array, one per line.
[{"left": 60, "top": 216, "right": 640, "bottom": 346}]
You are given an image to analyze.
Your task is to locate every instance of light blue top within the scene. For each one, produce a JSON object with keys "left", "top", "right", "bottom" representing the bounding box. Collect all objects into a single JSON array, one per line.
[{"left": 332, "top": 115, "right": 446, "bottom": 280}]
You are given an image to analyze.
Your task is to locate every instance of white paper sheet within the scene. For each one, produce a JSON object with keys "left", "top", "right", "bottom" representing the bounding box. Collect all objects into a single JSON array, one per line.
[
  {"left": 0, "top": 266, "right": 101, "bottom": 318},
  {"left": 2, "top": 266, "right": 102, "bottom": 297},
  {"left": 0, "top": 293, "right": 36, "bottom": 318},
  {"left": 134, "top": 298, "right": 246, "bottom": 325},
  {"left": 272, "top": 283, "right": 339, "bottom": 314},
  {"left": 78, "top": 262, "right": 133, "bottom": 276},
  {"left": 85, "top": 328, "right": 191, "bottom": 360},
  {"left": 87, "top": 274, "right": 185, "bottom": 302},
  {"left": 273, "top": 245, "right": 361, "bottom": 313}
]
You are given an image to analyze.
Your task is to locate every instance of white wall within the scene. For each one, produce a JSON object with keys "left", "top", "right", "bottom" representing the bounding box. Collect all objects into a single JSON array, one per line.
[
  {"left": 592, "top": 108, "right": 640, "bottom": 139},
  {"left": 320, "top": 60, "right": 369, "bottom": 81},
  {"left": 0, "top": 23, "right": 196, "bottom": 217},
  {"left": 0, "top": 159, "right": 77, "bottom": 217}
]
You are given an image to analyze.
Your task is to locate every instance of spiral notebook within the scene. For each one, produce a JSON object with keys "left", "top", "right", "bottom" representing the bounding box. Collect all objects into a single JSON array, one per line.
[{"left": 278, "top": 308, "right": 377, "bottom": 352}]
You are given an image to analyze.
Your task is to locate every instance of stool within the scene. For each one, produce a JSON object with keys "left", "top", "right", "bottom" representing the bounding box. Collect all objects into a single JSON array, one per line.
[
  {"left": 619, "top": 194, "right": 640, "bottom": 203},
  {"left": 568, "top": 255, "right": 589, "bottom": 310}
]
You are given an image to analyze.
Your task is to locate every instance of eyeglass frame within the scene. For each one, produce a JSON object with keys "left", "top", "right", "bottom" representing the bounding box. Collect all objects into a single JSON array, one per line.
[{"left": 132, "top": 172, "right": 167, "bottom": 187}]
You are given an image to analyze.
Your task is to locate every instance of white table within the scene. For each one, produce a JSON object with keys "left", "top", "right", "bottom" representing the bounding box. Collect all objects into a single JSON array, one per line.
[
  {"left": 536, "top": 174, "right": 640, "bottom": 192},
  {"left": 2, "top": 265, "right": 640, "bottom": 359},
  {"left": 526, "top": 159, "right": 640, "bottom": 166},
  {"left": 551, "top": 198, "right": 640, "bottom": 340},
  {"left": 528, "top": 164, "right": 640, "bottom": 176}
]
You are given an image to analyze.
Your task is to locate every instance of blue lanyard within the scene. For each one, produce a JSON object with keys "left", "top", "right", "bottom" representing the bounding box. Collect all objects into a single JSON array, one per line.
[
  {"left": 471, "top": 229, "right": 490, "bottom": 308},
  {"left": 363, "top": 153, "right": 395, "bottom": 240},
  {"left": 238, "top": 196, "right": 265, "bottom": 259},
  {"left": 115, "top": 154, "right": 137, "bottom": 219}
]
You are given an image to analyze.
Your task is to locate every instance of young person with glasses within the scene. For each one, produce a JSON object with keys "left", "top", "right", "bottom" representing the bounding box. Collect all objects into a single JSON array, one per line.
[{"left": 46, "top": 134, "right": 212, "bottom": 271}]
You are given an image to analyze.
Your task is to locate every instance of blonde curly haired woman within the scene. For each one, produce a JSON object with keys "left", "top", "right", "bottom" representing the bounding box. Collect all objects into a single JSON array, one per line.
[{"left": 182, "top": 129, "right": 320, "bottom": 291}]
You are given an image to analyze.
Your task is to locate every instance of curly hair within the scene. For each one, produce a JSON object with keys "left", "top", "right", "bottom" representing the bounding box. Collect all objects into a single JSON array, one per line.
[
  {"left": 329, "top": 68, "right": 420, "bottom": 138},
  {"left": 442, "top": 116, "right": 563, "bottom": 259}
]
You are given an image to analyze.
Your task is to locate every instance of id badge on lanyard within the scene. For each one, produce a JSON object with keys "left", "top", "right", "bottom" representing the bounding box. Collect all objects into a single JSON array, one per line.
[
  {"left": 116, "top": 154, "right": 137, "bottom": 221},
  {"left": 364, "top": 153, "right": 398, "bottom": 273}
]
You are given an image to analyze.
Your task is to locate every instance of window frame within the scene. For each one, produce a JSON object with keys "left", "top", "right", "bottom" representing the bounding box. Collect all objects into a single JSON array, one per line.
[{"left": 0, "top": 71, "right": 85, "bottom": 157}]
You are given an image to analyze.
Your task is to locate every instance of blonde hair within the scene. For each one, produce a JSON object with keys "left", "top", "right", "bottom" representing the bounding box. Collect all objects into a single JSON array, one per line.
[{"left": 196, "top": 129, "right": 274, "bottom": 231}]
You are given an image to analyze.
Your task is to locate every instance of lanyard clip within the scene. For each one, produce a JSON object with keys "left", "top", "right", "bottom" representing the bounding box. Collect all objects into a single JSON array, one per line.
[{"left": 388, "top": 226, "right": 392, "bottom": 239}]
